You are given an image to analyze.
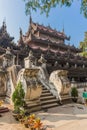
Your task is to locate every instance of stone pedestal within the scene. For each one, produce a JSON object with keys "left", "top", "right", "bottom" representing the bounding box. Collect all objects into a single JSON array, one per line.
[
  {"left": 24, "top": 51, "right": 35, "bottom": 68},
  {"left": 0, "top": 71, "right": 6, "bottom": 97},
  {"left": 17, "top": 68, "right": 42, "bottom": 101},
  {"left": 49, "top": 70, "right": 71, "bottom": 100},
  {"left": 16, "top": 68, "right": 42, "bottom": 112}
]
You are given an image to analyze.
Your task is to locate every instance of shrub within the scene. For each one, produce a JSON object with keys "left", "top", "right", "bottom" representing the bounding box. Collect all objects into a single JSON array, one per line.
[
  {"left": 22, "top": 114, "right": 43, "bottom": 130},
  {"left": 71, "top": 87, "right": 78, "bottom": 97},
  {"left": 12, "top": 81, "right": 25, "bottom": 112}
]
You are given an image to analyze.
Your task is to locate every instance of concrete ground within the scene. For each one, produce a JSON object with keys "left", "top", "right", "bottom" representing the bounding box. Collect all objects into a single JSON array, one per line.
[{"left": 0, "top": 103, "right": 87, "bottom": 130}]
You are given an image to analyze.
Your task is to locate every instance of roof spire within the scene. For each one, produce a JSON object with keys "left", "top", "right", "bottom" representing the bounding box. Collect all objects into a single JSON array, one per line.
[
  {"left": 20, "top": 27, "right": 22, "bottom": 36},
  {"left": 2, "top": 19, "right": 7, "bottom": 32},
  {"left": 30, "top": 15, "right": 32, "bottom": 24},
  {"left": 62, "top": 23, "right": 64, "bottom": 33},
  {"left": 18, "top": 28, "right": 24, "bottom": 46}
]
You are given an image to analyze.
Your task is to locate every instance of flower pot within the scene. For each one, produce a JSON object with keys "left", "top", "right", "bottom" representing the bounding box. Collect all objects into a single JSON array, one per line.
[
  {"left": 15, "top": 117, "right": 19, "bottom": 121},
  {"left": 24, "top": 124, "right": 29, "bottom": 128},
  {"left": 72, "top": 97, "right": 78, "bottom": 103}
]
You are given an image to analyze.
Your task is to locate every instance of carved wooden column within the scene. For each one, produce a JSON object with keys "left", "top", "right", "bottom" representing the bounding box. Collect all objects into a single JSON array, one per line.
[{"left": 16, "top": 53, "right": 19, "bottom": 65}]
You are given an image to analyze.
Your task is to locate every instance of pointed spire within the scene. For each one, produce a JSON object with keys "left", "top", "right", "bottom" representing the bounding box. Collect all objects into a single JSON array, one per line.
[
  {"left": 62, "top": 23, "right": 64, "bottom": 33},
  {"left": 18, "top": 28, "right": 24, "bottom": 46},
  {"left": 68, "top": 35, "right": 71, "bottom": 40},
  {"left": 27, "top": 15, "right": 32, "bottom": 34},
  {"left": 19, "top": 27, "right": 22, "bottom": 36},
  {"left": 30, "top": 15, "right": 32, "bottom": 24},
  {"left": 2, "top": 19, "right": 7, "bottom": 32}
]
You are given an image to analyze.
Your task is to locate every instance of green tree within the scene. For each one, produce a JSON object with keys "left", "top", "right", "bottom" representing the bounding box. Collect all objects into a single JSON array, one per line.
[
  {"left": 23, "top": 0, "right": 87, "bottom": 18},
  {"left": 79, "top": 32, "right": 87, "bottom": 57},
  {"left": 12, "top": 81, "right": 25, "bottom": 112},
  {"left": 71, "top": 87, "right": 78, "bottom": 98}
]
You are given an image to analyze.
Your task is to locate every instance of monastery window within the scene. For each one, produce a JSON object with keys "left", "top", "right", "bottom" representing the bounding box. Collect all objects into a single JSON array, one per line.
[
  {"left": 61, "top": 64, "right": 64, "bottom": 67},
  {"left": 69, "top": 64, "right": 72, "bottom": 68},
  {"left": 83, "top": 64, "right": 85, "bottom": 68},
  {"left": 52, "top": 63, "right": 54, "bottom": 66},
  {"left": 40, "top": 33, "right": 47, "bottom": 39},
  {"left": 75, "top": 64, "right": 77, "bottom": 68},
  {"left": 35, "top": 31, "right": 39, "bottom": 37}
]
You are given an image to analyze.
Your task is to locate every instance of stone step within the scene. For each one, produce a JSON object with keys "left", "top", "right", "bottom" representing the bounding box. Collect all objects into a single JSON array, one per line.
[
  {"left": 61, "top": 95, "right": 72, "bottom": 104},
  {"left": 25, "top": 99, "right": 40, "bottom": 103},
  {"left": 42, "top": 87, "right": 48, "bottom": 90},
  {"left": 24, "top": 106, "right": 41, "bottom": 113},
  {"left": 61, "top": 95, "right": 71, "bottom": 100},
  {"left": 41, "top": 92, "right": 52, "bottom": 97},
  {"left": 42, "top": 103, "right": 58, "bottom": 109},
  {"left": 41, "top": 99, "right": 58, "bottom": 105},
  {"left": 25, "top": 102, "right": 40, "bottom": 108},
  {"left": 0, "top": 107, "right": 9, "bottom": 113},
  {"left": 42, "top": 89, "right": 49, "bottom": 93},
  {"left": 23, "top": 86, "right": 59, "bottom": 113},
  {"left": 40, "top": 95, "right": 56, "bottom": 100},
  {"left": 62, "top": 99, "right": 72, "bottom": 104},
  {"left": 24, "top": 100, "right": 42, "bottom": 113}
]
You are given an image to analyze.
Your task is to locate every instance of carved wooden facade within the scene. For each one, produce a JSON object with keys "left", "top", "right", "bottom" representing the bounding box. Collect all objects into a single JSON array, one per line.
[
  {"left": 0, "top": 20, "right": 87, "bottom": 82},
  {"left": 17, "top": 17, "right": 87, "bottom": 82}
]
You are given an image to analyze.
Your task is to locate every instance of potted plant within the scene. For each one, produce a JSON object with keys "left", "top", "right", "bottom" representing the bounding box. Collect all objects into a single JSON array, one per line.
[
  {"left": 23, "top": 114, "right": 36, "bottom": 128},
  {"left": 33, "top": 118, "right": 43, "bottom": 130},
  {"left": 71, "top": 87, "right": 78, "bottom": 102},
  {"left": 21, "top": 113, "right": 44, "bottom": 130}
]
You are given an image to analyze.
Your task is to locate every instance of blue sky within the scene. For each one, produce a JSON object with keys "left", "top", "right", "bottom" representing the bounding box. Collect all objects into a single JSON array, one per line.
[{"left": 0, "top": 0, "right": 87, "bottom": 47}]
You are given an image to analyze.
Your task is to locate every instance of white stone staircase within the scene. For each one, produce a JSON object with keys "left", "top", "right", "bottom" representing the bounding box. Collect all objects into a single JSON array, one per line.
[
  {"left": 23, "top": 86, "right": 59, "bottom": 113},
  {"left": 23, "top": 86, "right": 72, "bottom": 113}
]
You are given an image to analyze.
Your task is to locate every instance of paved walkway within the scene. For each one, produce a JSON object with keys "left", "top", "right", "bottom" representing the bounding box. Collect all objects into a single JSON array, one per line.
[
  {"left": 35, "top": 104, "right": 87, "bottom": 130},
  {"left": 0, "top": 103, "right": 87, "bottom": 130}
]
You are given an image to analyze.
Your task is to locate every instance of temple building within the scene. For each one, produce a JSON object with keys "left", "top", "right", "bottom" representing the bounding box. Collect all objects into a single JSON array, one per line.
[
  {"left": 17, "top": 17, "right": 87, "bottom": 82},
  {"left": 0, "top": 21, "right": 28, "bottom": 65},
  {"left": 1, "top": 19, "right": 87, "bottom": 111},
  {"left": 0, "top": 21, "right": 15, "bottom": 49},
  {"left": 0, "top": 19, "right": 87, "bottom": 82}
]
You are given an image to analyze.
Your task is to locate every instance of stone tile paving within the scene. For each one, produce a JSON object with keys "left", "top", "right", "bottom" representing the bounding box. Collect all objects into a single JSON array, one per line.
[{"left": 0, "top": 103, "right": 87, "bottom": 130}]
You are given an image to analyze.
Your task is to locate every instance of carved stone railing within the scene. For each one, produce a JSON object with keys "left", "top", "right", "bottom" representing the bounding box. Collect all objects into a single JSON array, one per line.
[
  {"left": 71, "top": 82, "right": 87, "bottom": 103},
  {"left": 71, "top": 82, "right": 87, "bottom": 88},
  {"left": 17, "top": 68, "right": 42, "bottom": 100}
]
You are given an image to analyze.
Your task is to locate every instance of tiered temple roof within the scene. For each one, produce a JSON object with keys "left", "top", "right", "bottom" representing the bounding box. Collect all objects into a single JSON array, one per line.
[
  {"left": 17, "top": 18, "right": 87, "bottom": 81},
  {"left": 19, "top": 17, "right": 81, "bottom": 55},
  {"left": 0, "top": 21, "right": 14, "bottom": 48},
  {"left": 0, "top": 18, "right": 86, "bottom": 82}
]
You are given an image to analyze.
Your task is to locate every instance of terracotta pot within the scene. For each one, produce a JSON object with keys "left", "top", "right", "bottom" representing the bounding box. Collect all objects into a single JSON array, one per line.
[
  {"left": 24, "top": 124, "right": 29, "bottom": 128},
  {"left": 72, "top": 97, "right": 77, "bottom": 102}
]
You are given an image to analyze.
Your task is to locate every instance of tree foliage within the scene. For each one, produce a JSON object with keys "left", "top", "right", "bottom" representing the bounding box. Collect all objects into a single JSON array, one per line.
[
  {"left": 71, "top": 87, "right": 78, "bottom": 97},
  {"left": 79, "top": 32, "right": 87, "bottom": 57},
  {"left": 12, "top": 81, "right": 25, "bottom": 112},
  {"left": 23, "top": 0, "right": 87, "bottom": 18}
]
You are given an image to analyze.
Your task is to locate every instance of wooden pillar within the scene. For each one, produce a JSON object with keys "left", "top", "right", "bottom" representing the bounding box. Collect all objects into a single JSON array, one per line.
[
  {"left": 16, "top": 53, "right": 19, "bottom": 65},
  {"left": 13, "top": 55, "right": 16, "bottom": 65}
]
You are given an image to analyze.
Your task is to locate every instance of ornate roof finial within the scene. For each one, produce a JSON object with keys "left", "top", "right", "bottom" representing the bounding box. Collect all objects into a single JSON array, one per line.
[
  {"left": 2, "top": 19, "right": 7, "bottom": 32},
  {"left": 62, "top": 23, "right": 64, "bottom": 33},
  {"left": 6, "top": 47, "right": 11, "bottom": 55},
  {"left": 19, "top": 27, "right": 22, "bottom": 36},
  {"left": 30, "top": 15, "right": 32, "bottom": 24},
  {"left": 38, "top": 54, "right": 46, "bottom": 64},
  {"left": 68, "top": 35, "right": 71, "bottom": 40},
  {"left": 18, "top": 28, "right": 24, "bottom": 46}
]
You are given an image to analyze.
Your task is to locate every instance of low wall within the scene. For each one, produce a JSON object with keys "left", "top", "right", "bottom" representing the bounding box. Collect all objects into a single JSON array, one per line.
[{"left": 71, "top": 82, "right": 87, "bottom": 103}]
